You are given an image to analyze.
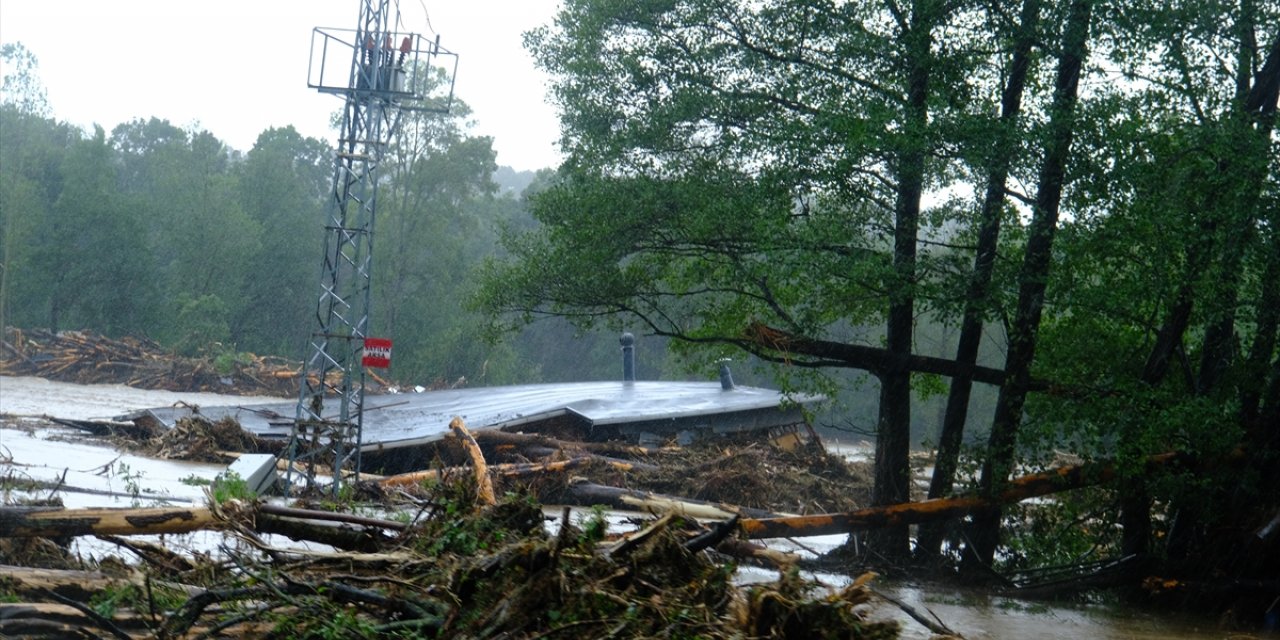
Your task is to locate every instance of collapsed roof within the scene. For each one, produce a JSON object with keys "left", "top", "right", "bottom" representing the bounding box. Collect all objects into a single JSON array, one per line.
[{"left": 120, "top": 381, "right": 824, "bottom": 453}]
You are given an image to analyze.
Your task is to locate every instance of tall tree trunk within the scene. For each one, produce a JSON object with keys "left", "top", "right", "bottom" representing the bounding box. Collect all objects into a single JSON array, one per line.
[
  {"left": 919, "top": 0, "right": 1041, "bottom": 559},
  {"left": 965, "top": 0, "right": 1093, "bottom": 570},
  {"left": 870, "top": 0, "right": 935, "bottom": 560},
  {"left": 1259, "top": 356, "right": 1280, "bottom": 446},
  {"left": 1235, "top": 28, "right": 1280, "bottom": 440},
  {"left": 1200, "top": 11, "right": 1280, "bottom": 394},
  {"left": 1124, "top": 257, "right": 1205, "bottom": 557},
  {"left": 1161, "top": 24, "right": 1280, "bottom": 559},
  {"left": 1241, "top": 226, "right": 1280, "bottom": 434}
]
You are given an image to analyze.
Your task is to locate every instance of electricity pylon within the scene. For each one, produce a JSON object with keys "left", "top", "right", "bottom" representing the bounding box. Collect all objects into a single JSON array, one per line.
[{"left": 288, "top": 0, "right": 455, "bottom": 495}]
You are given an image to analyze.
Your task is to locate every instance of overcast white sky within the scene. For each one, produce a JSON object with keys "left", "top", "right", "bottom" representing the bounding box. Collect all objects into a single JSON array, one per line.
[{"left": 0, "top": 0, "right": 564, "bottom": 171}]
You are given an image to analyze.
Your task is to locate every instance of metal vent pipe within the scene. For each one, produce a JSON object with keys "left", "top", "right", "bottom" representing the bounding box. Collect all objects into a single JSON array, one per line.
[
  {"left": 621, "top": 332, "right": 636, "bottom": 382},
  {"left": 719, "top": 360, "right": 735, "bottom": 390}
]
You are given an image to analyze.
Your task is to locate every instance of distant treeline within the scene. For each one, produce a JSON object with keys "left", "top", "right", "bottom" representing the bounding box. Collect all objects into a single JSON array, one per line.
[{"left": 0, "top": 94, "right": 664, "bottom": 388}]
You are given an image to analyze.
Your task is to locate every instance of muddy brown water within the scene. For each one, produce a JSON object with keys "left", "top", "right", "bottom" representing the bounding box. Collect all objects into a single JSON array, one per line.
[
  {"left": 2, "top": 375, "right": 1276, "bottom": 639},
  {"left": 861, "top": 582, "right": 1273, "bottom": 639}
]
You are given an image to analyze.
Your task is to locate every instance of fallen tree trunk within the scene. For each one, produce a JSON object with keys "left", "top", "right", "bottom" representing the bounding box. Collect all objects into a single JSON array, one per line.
[
  {"left": 740, "top": 452, "right": 1184, "bottom": 539},
  {"left": 0, "top": 566, "right": 145, "bottom": 602},
  {"left": 0, "top": 505, "right": 218, "bottom": 538},
  {"left": 378, "top": 456, "right": 654, "bottom": 488},
  {"left": 0, "top": 602, "right": 149, "bottom": 639},
  {"left": 563, "top": 481, "right": 790, "bottom": 520},
  {"left": 257, "top": 503, "right": 408, "bottom": 532},
  {"left": 450, "top": 417, "right": 496, "bottom": 506},
  {"left": 475, "top": 429, "right": 667, "bottom": 457},
  {"left": 255, "top": 513, "right": 394, "bottom": 553},
  {"left": 0, "top": 503, "right": 405, "bottom": 552}
]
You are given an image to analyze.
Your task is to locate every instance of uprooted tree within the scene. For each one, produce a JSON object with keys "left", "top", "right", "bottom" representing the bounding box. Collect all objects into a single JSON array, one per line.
[{"left": 475, "top": 0, "right": 1280, "bottom": 610}]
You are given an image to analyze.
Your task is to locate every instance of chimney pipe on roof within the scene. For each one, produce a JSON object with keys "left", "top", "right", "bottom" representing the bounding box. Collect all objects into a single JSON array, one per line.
[
  {"left": 621, "top": 332, "right": 636, "bottom": 383},
  {"left": 719, "top": 359, "right": 735, "bottom": 390}
]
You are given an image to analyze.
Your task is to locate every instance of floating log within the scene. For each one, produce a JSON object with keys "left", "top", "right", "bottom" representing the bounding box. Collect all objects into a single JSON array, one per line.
[
  {"left": 563, "top": 481, "right": 789, "bottom": 520},
  {"left": 378, "top": 456, "right": 655, "bottom": 489},
  {"left": 715, "top": 538, "right": 800, "bottom": 567},
  {"left": 473, "top": 429, "right": 671, "bottom": 458},
  {"left": 257, "top": 503, "right": 408, "bottom": 532},
  {"left": 255, "top": 513, "right": 393, "bottom": 553},
  {"left": 739, "top": 452, "right": 1185, "bottom": 539}
]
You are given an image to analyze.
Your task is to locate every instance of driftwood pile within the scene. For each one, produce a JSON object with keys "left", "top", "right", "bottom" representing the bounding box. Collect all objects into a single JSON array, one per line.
[
  {"left": 1, "top": 327, "right": 300, "bottom": 397},
  {"left": 142, "top": 416, "right": 285, "bottom": 463},
  {"left": 0, "top": 411, "right": 946, "bottom": 638},
  {"left": 0, "top": 478, "right": 904, "bottom": 639}
]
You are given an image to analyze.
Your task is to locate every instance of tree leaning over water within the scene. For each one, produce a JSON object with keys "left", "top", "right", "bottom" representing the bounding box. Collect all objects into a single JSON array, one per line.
[{"left": 477, "top": 0, "right": 1280, "bottom": 592}]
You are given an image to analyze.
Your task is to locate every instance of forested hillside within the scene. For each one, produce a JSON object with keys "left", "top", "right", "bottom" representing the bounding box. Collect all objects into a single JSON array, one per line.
[{"left": 0, "top": 42, "right": 641, "bottom": 388}]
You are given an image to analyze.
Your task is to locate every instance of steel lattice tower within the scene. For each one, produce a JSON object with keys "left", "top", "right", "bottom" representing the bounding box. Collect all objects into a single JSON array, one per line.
[{"left": 288, "top": 0, "right": 455, "bottom": 495}]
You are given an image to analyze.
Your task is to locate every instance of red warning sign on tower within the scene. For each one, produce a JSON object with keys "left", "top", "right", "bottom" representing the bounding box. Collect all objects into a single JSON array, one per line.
[{"left": 362, "top": 337, "right": 392, "bottom": 368}]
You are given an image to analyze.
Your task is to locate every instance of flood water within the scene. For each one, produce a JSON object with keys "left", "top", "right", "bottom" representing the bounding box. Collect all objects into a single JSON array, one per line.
[
  {"left": 733, "top": 534, "right": 1278, "bottom": 640},
  {"left": 861, "top": 581, "right": 1268, "bottom": 639},
  {"left": 2, "top": 375, "right": 1276, "bottom": 639}
]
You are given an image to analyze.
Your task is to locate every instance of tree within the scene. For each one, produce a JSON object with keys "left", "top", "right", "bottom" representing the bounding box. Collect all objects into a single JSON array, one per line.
[
  {"left": 965, "top": 0, "right": 1094, "bottom": 568},
  {"left": 482, "top": 0, "right": 1280, "bottom": 582},
  {"left": 980, "top": 0, "right": 1280, "bottom": 590},
  {"left": 480, "top": 0, "right": 1026, "bottom": 558},
  {"left": 22, "top": 126, "right": 155, "bottom": 333},
  {"left": 918, "top": 0, "right": 1042, "bottom": 559},
  {"left": 0, "top": 43, "right": 57, "bottom": 333},
  {"left": 370, "top": 67, "right": 507, "bottom": 385},
  {"left": 1047, "top": 0, "right": 1280, "bottom": 562},
  {"left": 0, "top": 42, "right": 51, "bottom": 117},
  {"left": 109, "top": 119, "right": 261, "bottom": 352},
  {"left": 233, "top": 126, "right": 331, "bottom": 355}
]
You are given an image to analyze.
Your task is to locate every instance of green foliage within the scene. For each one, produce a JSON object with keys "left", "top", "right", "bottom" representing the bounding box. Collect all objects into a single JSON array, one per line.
[
  {"left": 211, "top": 348, "right": 254, "bottom": 376},
  {"left": 210, "top": 470, "right": 255, "bottom": 504},
  {"left": 307, "top": 606, "right": 379, "bottom": 640},
  {"left": 0, "top": 42, "right": 51, "bottom": 116},
  {"left": 0, "top": 576, "right": 21, "bottom": 603},
  {"left": 475, "top": 0, "right": 1280, "bottom": 572},
  {"left": 3, "top": 0, "right": 1278, "bottom": 580},
  {"left": 415, "top": 486, "right": 544, "bottom": 557},
  {"left": 998, "top": 488, "right": 1120, "bottom": 573},
  {"left": 172, "top": 293, "right": 232, "bottom": 357},
  {"left": 232, "top": 126, "right": 330, "bottom": 356},
  {"left": 313, "top": 482, "right": 359, "bottom": 512},
  {"left": 111, "top": 461, "right": 146, "bottom": 507},
  {"left": 179, "top": 474, "right": 212, "bottom": 487},
  {"left": 578, "top": 504, "right": 609, "bottom": 546},
  {"left": 0, "top": 61, "right": 614, "bottom": 388},
  {"left": 88, "top": 582, "right": 156, "bottom": 619}
]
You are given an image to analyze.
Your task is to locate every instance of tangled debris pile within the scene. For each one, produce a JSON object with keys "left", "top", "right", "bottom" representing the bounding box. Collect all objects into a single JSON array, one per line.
[
  {"left": 1, "top": 327, "right": 300, "bottom": 397},
  {"left": 630, "top": 442, "right": 873, "bottom": 515},
  {"left": 0, "top": 481, "right": 902, "bottom": 639},
  {"left": 141, "top": 416, "right": 285, "bottom": 463},
  {"left": 103, "top": 413, "right": 872, "bottom": 519}
]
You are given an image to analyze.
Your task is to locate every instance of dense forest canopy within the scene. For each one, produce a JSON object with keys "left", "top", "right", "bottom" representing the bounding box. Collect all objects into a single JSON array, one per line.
[
  {"left": 0, "top": 41, "right": 656, "bottom": 389},
  {"left": 473, "top": 0, "right": 1280, "bottom": 604}
]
